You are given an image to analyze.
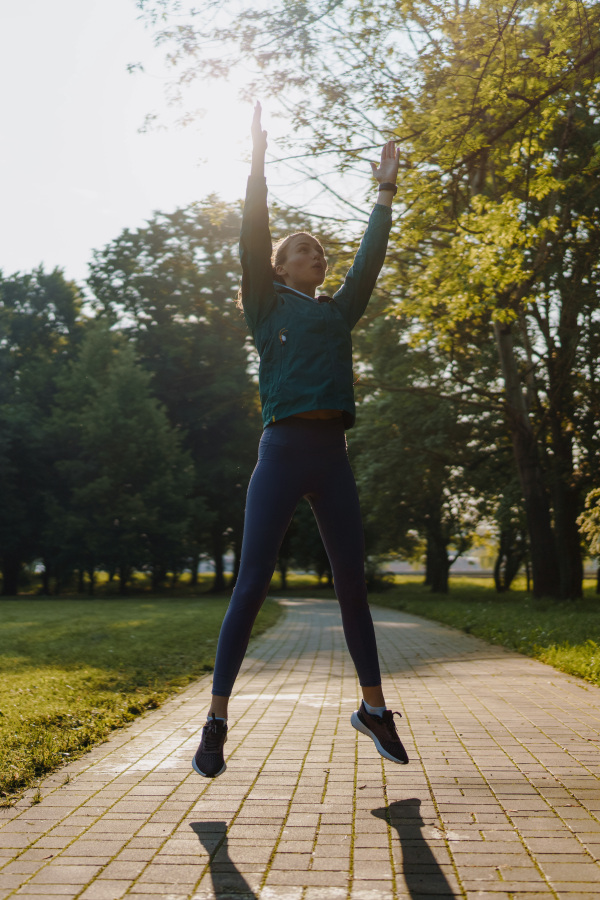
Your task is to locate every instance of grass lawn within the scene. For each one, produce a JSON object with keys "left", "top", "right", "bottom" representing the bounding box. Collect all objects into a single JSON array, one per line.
[
  {"left": 0, "top": 595, "right": 281, "bottom": 804},
  {"left": 367, "top": 575, "right": 600, "bottom": 688}
]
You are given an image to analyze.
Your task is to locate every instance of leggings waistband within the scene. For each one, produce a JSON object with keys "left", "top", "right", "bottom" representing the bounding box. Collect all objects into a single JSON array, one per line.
[{"left": 262, "top": 416, "right": 347, "bottom": 454}]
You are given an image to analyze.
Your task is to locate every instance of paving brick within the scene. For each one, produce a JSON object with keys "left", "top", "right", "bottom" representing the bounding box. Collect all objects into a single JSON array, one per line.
[
  {"left": 27, "top": 863, "right": 103, "bottom": 884},
  {"left": 78, "top": 881, "right": 131, "bottom": 899}
]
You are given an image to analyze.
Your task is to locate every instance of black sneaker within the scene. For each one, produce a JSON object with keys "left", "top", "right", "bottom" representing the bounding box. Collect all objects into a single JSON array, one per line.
[
  {"left": 351, "top": 701, "right": 409, "bottom": 765},
  {"left": 192, "top": 714, "right": 228, "bottom": 778}
]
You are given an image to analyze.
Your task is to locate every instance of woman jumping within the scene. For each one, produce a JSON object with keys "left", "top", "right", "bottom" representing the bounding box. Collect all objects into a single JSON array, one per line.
[{"left": 193, "top": 103, "right": 408, "bottom": 778}]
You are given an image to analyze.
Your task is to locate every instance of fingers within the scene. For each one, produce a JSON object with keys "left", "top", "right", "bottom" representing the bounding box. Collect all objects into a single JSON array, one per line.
[
  {"left": 251, "top": 101, "right": 268, "bottom": 158},
  {"left": 371, "top": 140, "right": 399, "bottom": 182},
  {"left": 380, "top": 140, "right": 397, "bottom": 161}
]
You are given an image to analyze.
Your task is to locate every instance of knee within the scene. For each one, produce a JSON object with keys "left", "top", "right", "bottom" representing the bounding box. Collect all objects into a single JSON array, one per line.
[
  {"left": 336, "top": 583, "right": 369, "bottom": 612},
  {"left": 229, "top": 566, "right": 272, "bottom": 612}
]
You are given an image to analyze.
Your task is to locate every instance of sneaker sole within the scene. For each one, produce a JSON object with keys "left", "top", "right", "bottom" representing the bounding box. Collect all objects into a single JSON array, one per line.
[
  {"left": 191, "top": 756, "right": 227, "bottom": 778},
  {"left": 350, "top": 711, "right": 409, "bottom": 765}
]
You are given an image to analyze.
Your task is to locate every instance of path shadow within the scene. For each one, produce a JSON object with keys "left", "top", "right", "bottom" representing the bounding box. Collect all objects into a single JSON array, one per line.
[
  {"left": 190, "top": 821, "right": 257, "bottom": 899},
  {"left": 372, "top": 799, "right": 457, "bottom": 898}
]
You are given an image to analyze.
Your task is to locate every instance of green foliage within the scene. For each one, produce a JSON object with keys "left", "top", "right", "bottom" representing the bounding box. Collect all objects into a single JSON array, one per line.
[
  {"left": 87, "top": 200, "right": 262, "bottom": 588},
  {"left": 578, "top": 488, "right": 600, "bottom": 558},
  {"left": 0, "top": 595, "right": 282, "bottom": 803},
  {"left": 46, "top": 326, "right": 194, "bottom": 588},
  {"left": 138, "top": 0, "right": 600, "bottom": 598},
  {"left": 0, "top": 268, "right": 83, "bottom": 594},
  {"left": 350, "top": 303, "right": 512, "bottom": 591}
]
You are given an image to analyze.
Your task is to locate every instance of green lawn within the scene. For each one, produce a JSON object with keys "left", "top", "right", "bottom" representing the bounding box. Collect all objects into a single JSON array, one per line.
[
  {"left": 0, "top": 596, "right": 281, "bottom": 804},
  {"left": 368, "top": 576, "right": 600, "bottom": 687}
]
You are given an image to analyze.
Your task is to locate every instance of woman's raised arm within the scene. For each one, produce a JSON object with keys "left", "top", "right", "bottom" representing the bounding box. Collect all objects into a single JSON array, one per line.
[
  {"left": 250, "top": 102, "right": 268, "bottom": 178},
  {"left": 240, "top": 102, "right": 276, "bottom": 330},
  {"left": 330, "top": 140, "right": 398, "bottom": 328}
]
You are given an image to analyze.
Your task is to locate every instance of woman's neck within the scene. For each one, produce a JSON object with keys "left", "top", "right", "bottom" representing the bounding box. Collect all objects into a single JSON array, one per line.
[{"left": 279, "top": 279, "right": 316, "bottom": 299}]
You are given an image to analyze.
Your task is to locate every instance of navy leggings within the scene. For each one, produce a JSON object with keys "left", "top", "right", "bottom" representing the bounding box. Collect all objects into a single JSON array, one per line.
[{"left": 211, "top": 416, "right": 382, "bottom": 696}]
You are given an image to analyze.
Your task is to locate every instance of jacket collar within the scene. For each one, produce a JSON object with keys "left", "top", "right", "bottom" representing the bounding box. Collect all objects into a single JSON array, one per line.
[{"left": 273, "top": 281, "right": 332, "bottom": 304}]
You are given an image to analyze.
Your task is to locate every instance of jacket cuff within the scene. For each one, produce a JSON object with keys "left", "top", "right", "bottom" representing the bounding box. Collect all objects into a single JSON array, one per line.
[{"left": 372, "top": 202, "right": 393, "bottom": 219}]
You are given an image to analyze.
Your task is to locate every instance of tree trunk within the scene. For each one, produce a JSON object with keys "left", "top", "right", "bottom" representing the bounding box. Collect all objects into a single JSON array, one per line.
[
  {"left": 494, "top": 529, "right": 526, "bottom": 592},
  {"left": 152, "top": 566, "right": 167, "bottom": 591},
  {"left": 119, "top": 566, "right": 129, "bottom": 594},
  {"left": 424, "top": 542, "right": 433, "bottom": 586},
  {"left": 190, "top": 552, "right": 200, "bottom": 587},
  {"left": 504, "top": 546, "right": 525, "bottom": 590},
  {"left": 425, "top": 526, "right": 449, "bottom": 594},
  {"left": 279, "top": 559, "right": 288, "bottom": 591},
  {"left": 493, "top": 322, "right": 560, "bottom": 598},
  {"left": 1, "top": 554, "right": 21, "bottom": 596},
  {"left": 547, "top": 406, "right": 583, "bottom": 599},
  {"left": 493, "top": 549, "right": 504, "bottom": 593},
  {"left": 40, "top": 561, "right": 51, "bottom": 596},
  {"left": 550, "top": 478, "right": 583, "bottom": 599}
]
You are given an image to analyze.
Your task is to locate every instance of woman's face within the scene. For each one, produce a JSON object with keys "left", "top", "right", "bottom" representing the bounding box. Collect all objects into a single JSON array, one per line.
[{"left": 276, "top": 235, "right": 327, "bottom": 296}]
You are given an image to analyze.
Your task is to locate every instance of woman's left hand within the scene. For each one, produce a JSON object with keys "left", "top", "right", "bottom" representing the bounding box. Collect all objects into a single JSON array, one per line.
[{"left": 370, "top": 140, "right": 400, "bottom": 185}]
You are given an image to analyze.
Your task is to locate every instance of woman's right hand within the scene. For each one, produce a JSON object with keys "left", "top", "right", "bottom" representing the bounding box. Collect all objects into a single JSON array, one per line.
[{"left": 251, "top": 102, "right": 268, "bottom": 155}]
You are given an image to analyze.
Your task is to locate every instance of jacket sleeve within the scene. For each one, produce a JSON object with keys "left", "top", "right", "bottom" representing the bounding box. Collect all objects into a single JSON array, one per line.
[
  {"left": 332, "top": 203, "right": 392, "bottom": 330},
  {"left": 239, "top": 175, "right": 277, "bottom": 330}
]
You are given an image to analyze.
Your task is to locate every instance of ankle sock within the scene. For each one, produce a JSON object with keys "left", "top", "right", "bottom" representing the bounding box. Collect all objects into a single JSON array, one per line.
[
  {"left": 206, "top": 715, "right": 227, "bottom": 724},
  {"left": 363, "top": 700, "right": 386, "bottom": 717}
]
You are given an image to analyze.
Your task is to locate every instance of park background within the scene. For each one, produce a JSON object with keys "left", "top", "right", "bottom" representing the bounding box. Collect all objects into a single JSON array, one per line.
[{"left": 2, "top": 0, "right": 600, "bottom": 801}]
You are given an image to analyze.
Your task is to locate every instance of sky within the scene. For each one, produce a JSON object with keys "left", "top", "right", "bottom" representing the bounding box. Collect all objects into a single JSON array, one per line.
[{"left": 0, "top": 0, "right": 261, "bottom": 284}]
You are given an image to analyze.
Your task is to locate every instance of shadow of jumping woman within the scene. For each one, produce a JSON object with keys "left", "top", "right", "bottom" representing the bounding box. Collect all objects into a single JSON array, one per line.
[
  {"left": 190, "top": 821, "right": 257, "bottom": 900},
  {"left": 371, "top": 799, "right": 457, "bottom": 899}
]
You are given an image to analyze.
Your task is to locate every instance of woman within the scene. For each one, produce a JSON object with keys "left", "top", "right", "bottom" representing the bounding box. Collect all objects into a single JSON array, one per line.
[{"left": 193, "top": 103, "right": 408, "bottom": 778}]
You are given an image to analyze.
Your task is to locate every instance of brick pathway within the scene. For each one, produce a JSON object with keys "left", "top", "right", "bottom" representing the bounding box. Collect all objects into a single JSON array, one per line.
[{"left": 1, "top": 598, "right": 600, "bottom": 900}]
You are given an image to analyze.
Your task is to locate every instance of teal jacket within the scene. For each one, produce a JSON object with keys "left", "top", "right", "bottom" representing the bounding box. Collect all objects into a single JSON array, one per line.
[{"left": 240, "top": 175, "right": 392, "bottom": 429}]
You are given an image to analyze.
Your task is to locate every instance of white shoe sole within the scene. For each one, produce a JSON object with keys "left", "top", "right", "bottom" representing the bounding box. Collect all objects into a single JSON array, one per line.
[
  {"left": 191, "top": 756, "right": 226, "bottom": 778},
  {"left": 351, "top": 710, "right": 409, "bottom": 765}
]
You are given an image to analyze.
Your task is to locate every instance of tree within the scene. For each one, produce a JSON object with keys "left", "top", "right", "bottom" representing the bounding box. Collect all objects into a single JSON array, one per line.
[
  {"left": 88, "top": 199, "right": 261, "bottom": 590},
  {"left": 350, "top": 307, "right": 494, "bottom": 593},
  {"left": 138, "top": 0, "right": 600, "bottom": 599},
  {"left": 0, "top": 268, "right": 82, "bottom": 595},
  {"left": 47, "top": 326, "right": 195, "bottom": 592}
]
